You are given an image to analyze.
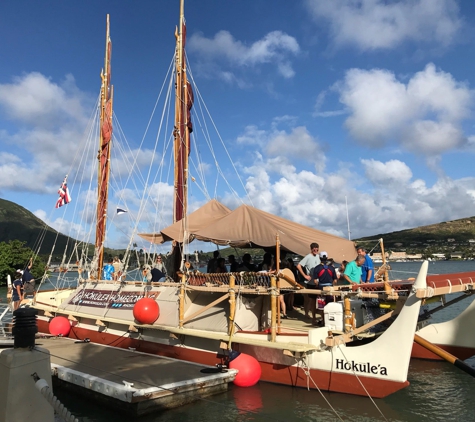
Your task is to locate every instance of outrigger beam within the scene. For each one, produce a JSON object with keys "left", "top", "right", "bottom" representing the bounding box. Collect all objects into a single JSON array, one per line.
[{"left": 414, "top": 334, "right": 475, "bottom": 378}]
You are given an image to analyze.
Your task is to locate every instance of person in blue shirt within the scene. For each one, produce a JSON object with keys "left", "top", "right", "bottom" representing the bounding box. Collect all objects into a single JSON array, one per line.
[
  {"left": 357, "top": 246, "right": 375, "bottom": 283},
  {"left": 103, "top": 260, "right": 114, "bottom": 280}
]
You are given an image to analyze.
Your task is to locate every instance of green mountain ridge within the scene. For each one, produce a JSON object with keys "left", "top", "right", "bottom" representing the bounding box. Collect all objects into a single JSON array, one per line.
[
  {"left": 0, "top": 198, "right": 76, "bottom": 255},
  {"left": 356, "top": 216, "right": 475, "bottom": 249},
  {"left": 0, "top": 198, "right": 125, "bottom": 258}
]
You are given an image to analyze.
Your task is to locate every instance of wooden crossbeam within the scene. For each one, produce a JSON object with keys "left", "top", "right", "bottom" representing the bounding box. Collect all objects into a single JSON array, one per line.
[
  {"left": 325, "top": 310, "right": 395, "bottom": 347},
  {"left": 182, "top": 293, "right": 230, "bottom": 325}
]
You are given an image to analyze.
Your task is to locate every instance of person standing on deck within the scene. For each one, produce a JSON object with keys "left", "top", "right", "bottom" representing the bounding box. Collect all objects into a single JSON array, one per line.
[
  {"left": 12, "top": 270, "right": 24, "bottom": 310},
  {"left": 356, "top": 246, "right": 375, "bottom": 283},
  {"left": 342, "top": 255, "right": 365, "bottom": 285},
  {"left": 22, "top": 259, "right": 36, "bottom": 299},
  {"left": 215, "top": 257, "right": 228, "bottom": 273},
  {"left": 207, "top": 250, "right": 220, "bottom": 273},
  {"left": 296, "top": 243, "right": 321, "bottom": 319},
  {"left": 228, "top": 255, "right": 239, "bottom": 272},
  {"left": 103, "top": 259, "right": 114, "bottom": 281},
  {"left": 112, "top": 256, "right": 122, "bottom": 281},
  {"left": 312, "top": 252, "right": 338, "bottom": 326},
  {"left": 237, "top": 253, "right": 258, "bottom": 271}
]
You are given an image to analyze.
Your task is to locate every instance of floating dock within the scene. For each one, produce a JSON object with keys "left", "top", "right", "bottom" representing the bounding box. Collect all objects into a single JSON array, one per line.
[{"left": 37, "top": 336, "right": 237, "bottom": 417}]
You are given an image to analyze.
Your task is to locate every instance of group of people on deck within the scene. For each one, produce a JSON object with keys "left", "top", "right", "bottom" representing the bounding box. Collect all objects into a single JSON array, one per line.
[
  {"left": 205, "top": 243, "right": 374, "bottom": 326},
  {"left": 295, "top": 243, "right": 374, "bottom": 325},
  {"left": 140, "top": 255, "right": 168, "bottom": 283},
  {"left": 103, "top": 256, "right": 124, "bottom": 281},
  {"left": 11, "top": 259, "right": 36, "bottom": 310}
]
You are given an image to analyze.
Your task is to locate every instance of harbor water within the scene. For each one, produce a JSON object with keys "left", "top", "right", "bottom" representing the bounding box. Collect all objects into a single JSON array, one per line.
[{"left": 8, "top": 261, "right": 475, "bottom": 421}]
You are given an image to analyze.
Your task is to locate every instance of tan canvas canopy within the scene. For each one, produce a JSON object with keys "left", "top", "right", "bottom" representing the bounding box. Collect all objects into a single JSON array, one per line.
[
  {"left": 138, "top": 199, "right": 231, "bottom": 244},
  {"left": 193, "top": 204, "right": 356, "bottom": 262}
]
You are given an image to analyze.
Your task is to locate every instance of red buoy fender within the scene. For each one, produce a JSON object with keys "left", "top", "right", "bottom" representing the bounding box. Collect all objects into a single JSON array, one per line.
[
  {"left": 229, "top": 353, "right": 261, "bottom": 387},
  {"left": 49, "top": 316, "right": 71, "bottom": 336},
  {"left": 133, "top": 298, "right": 160, "bottom": 324}
]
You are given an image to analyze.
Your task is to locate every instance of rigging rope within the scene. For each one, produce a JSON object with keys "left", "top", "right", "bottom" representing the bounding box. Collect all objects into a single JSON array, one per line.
[
  {"left": 294, "top": 354, "right": 344, "bottom": 421},
  {"left": 335, "top": 344, "right": 389, "bottom": 422}
]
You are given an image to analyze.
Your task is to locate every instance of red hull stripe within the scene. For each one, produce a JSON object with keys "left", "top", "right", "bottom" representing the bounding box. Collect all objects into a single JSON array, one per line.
[{"left": 411, "top": 342, "right": 475, "bottom": 361}]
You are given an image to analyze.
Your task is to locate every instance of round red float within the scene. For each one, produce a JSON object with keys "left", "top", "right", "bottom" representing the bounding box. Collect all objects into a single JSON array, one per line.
[
  {"left": 133, "top": 298, "right": 160, "bottom": 324},
  {"left": 49, "top": 316, "right": 71, "bottom": 336},
  {"left": 229, "top": 352, "right": 261, "bottom": 387}
]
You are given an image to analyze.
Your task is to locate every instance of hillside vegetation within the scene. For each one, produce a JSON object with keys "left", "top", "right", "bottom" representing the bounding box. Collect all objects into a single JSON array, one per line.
[
  {"left": 0, "top": 199, "right": 123, "bottom": 258},
  {"left": 356, "top": 216, "right": 475, "bottom": 250},
  {"left": 0, "top": 198, "right": 77, "bottom": 256}
]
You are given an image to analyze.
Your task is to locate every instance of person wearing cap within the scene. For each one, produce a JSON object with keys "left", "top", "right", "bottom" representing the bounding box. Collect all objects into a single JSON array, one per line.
[
  {"left": 343, "top": 255, "right": 365, "bottom": 285},
  {"left": 296, "top": 243, "right": 321, "bottom": 319},
  {"left": 12, "top": 270, "right": 24, "bottom": 310},
  {"left": 312, "top": 252, "right": 338, "bottom": 326},
  {"left": 356, "top": 246, "right": 375, "bottom": 283}
]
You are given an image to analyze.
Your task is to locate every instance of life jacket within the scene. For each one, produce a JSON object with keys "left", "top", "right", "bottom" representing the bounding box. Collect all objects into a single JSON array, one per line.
[{"left": 316, "top": 265, "right": 333, "bottom": 287}]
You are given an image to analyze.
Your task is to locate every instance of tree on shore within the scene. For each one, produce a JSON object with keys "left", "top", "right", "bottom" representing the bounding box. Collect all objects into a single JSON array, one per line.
[{"left": 0, "top": 240, "right": 46, "bottom": 285}]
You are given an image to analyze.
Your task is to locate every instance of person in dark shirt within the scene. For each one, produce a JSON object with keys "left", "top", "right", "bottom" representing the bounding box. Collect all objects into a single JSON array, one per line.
[
  {"left": 238, "top": 253, "right": 257, "bottom": 272},
  {"left": 215, "top": 257, "right": 228, "bottom": 273},
  {"left": 207, "top": 251, "right": 220, "bottom": 273},
  {"left": 150, "top": 267, "right": 166, "bottom": 282},
  {"left": 12, "top": 270, "right": 24, "bottom": 310},
  {"left": 22, "top": 259, "right": 36, "bottom": 298},
  {"left": 228, "top": 255, "right": 239, "bottom": 272},
  {"left": 312, "top": 251, "right": 337, "bottom": 326}
]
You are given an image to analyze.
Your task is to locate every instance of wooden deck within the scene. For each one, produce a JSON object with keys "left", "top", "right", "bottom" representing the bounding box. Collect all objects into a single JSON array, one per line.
[{"left": 37, "top": 336, "right": 237, "bottom": 417}]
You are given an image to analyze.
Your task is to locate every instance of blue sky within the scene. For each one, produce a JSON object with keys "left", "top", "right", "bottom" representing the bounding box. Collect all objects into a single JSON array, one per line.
[{"left": 1, "top": 0, "right": 475, "bottom": 250}]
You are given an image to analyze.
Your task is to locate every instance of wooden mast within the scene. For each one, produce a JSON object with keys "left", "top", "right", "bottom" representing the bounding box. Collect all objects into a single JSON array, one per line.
[
  {"left": 94, "top": 14, "right": 113, "bottom": 278},
  {"left": 173, "top": 0, "right": 190, "bottom": 224},
  {"left": 171, "top": 0, "right": 192, "bottom": 276}
]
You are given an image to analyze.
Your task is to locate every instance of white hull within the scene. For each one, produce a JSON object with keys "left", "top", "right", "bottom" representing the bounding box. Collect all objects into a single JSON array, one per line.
[{"left": 414, "top": 297, "right": 475, "bottom": 360}]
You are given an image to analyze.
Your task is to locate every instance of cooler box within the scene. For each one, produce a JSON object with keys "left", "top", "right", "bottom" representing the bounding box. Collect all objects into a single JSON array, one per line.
[{"left": 324, "top": 302, "right": 344, "bottom": 331}]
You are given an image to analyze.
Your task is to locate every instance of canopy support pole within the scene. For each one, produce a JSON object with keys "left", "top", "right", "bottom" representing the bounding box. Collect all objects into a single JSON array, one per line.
[
  {"left": 270, "top": 275, "right": 277, "bottom": 342},
  {"left": 227, "top": 275, "right": 236, "bottom": 349},
  {"left": 179, "top": 273, "right": 186, "bottom": 328}
]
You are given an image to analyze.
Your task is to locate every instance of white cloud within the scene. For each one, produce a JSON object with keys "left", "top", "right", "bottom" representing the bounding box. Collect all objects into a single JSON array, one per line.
[
  {"left": 235, "top": 155, "right": 475, "bottom": 241},
  {"left": 236, "top": 124, "right": 323, "bottom": 166},
  {"left": 188, "top": 30, "right": 300, "bottom": 80},
  {"left": 313, "top": 90, "right": 347, "bottom": 118},
  {"left": 236, "top": 125, "right": 268, "bottom": 146},
  {"left": 305, "top": 0, "right": 462, "bottom": 51},
  {"left": 266, "top": 126, "right": 323, "bottom": 166},
  {"left": 362, "top": 159, "right": 413, "bottom": 187},
  {"left": 0, "top": 72, "right": 95, "bottom": 193},
  {"left": 34, "top": 209, "right": 89, "bottom": 241},
  {"left": 337, "top": 64, "right": 473, "bottom": 155},
  {"left": 0, "top": 73, "right": 89, "bottom": 128}
]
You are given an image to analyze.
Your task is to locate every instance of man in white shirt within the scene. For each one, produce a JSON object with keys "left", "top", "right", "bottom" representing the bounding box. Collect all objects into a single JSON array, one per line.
[{"left": 296, "top": 243, "right": 321, "bottom": 319}]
